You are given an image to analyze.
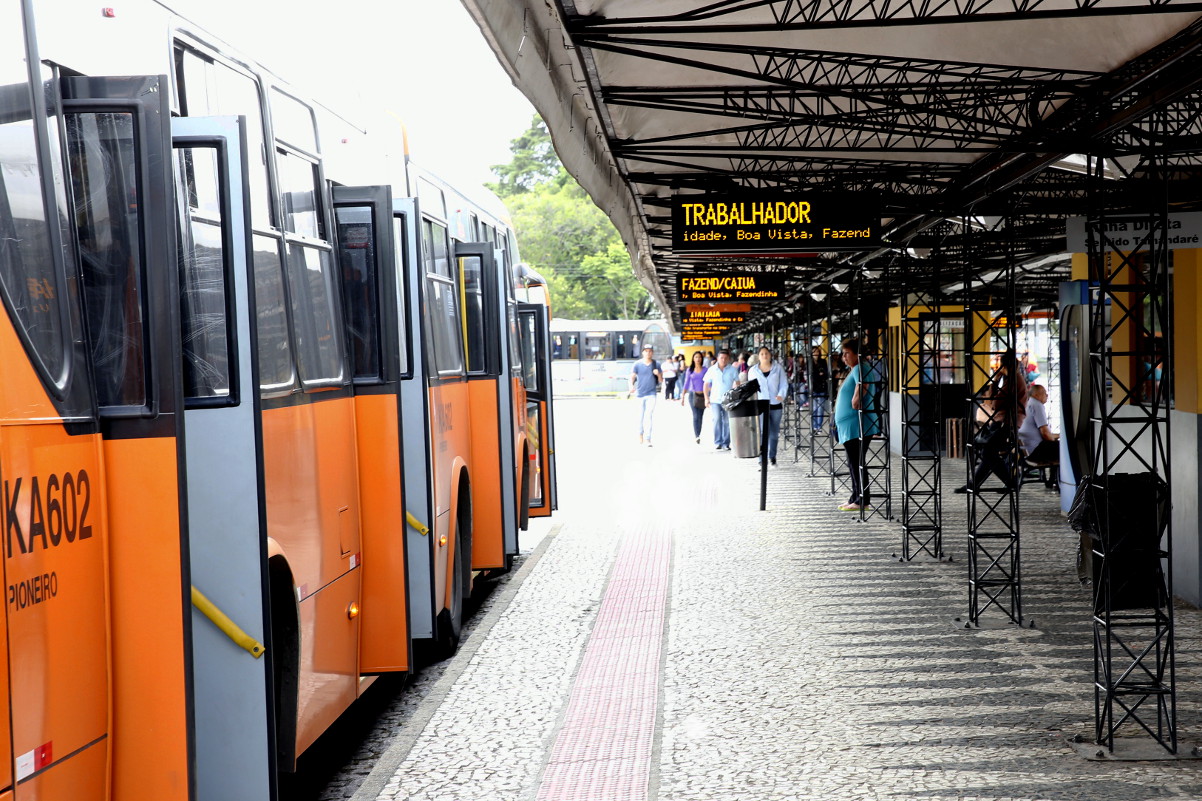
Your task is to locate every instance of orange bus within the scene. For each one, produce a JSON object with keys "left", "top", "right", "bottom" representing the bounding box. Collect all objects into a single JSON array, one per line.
[{"left": 2, "top": 1, "right": 551, "bottom": 798}]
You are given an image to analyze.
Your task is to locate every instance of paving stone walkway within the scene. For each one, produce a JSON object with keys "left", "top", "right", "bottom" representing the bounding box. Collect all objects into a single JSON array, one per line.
[{"left": 328, "top": 397, "right": 1202, "bottom": 801}]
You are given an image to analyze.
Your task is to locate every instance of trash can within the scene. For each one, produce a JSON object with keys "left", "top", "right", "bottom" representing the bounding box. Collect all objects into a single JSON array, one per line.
[
  {"left": 730, "top": 411, "right": 760, "bottom": 458},
  {"left": 727, "top": 391, "right": 768, "bottom": 459}
]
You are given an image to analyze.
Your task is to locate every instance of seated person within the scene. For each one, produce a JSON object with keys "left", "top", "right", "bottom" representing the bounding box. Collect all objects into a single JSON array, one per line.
[{"left": 1018, "top": 383, "right": 1059, "bottom": 464}]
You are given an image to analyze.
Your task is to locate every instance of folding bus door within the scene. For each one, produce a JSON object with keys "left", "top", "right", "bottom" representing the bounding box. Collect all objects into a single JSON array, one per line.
[
  {"left": 59, "top": 73, "right": 189, "bottom": 801},
  {"left": 173, "top": 115, "right": 273, "bottom": 801},
  {"left": 518, "top": 303, "right": 558, "bottom": 518},
  {"left": 455, "top": 242, "right": 515, "bottom": 569},
  {"left": 332, "top": 184, "right": 411, "bottom": 674}
]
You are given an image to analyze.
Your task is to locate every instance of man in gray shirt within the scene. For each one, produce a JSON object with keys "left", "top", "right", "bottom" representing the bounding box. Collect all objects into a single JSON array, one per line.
[{"left": 629, "top": 346, "right": 662, "bottom": 445}]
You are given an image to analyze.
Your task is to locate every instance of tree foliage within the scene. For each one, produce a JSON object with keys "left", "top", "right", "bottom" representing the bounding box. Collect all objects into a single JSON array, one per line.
[{"left": 489, "top": 115, "right": 654, "bottom": 320}]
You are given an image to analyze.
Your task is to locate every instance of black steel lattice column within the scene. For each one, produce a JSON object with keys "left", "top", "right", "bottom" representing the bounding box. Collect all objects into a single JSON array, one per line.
[
  {"left": 858, "top": 268, "right": 892, "bottom": 522},
  {"left": 792, "top": 303, "right": 811, "bottom": 463},
  {"left": 809, "top": 286, "right": 835, "bottom": 478},
  {"left": 1086, "top": 156, "right": 1176, "bottom": 752},
  {"left": 964, "top": 216, "right": 1024, "bottom": 627},
  {"left": 900, "top": 259, "right": 945, "bottom": 561},
  {"left": 827, "top": 291, "right": 853, "bottom": 500}
]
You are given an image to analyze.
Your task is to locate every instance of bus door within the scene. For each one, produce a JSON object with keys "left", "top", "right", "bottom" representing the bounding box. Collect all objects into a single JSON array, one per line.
[
  {"left": 0, "top": 36, "right": 105, "bottom": 797},
  {"left": 173, "top": 115, "right": 274, "bottom": 801},
  {"left": 518, "top": 303, "right": 559, "bottom": 517},
  {"left": 392, "top": 198, "right": 438, "bottom": 640},
  {"left": 454, "top": 242, "right": 515, "bottom": 569},
  {"left": 59, "top": 73, "right": 191, "bottom": 800},
  {"left": 332, "top": 185, "right": 410, "bottom": 673}
]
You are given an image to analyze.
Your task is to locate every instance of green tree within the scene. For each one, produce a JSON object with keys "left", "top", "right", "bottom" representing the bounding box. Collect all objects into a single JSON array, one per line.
[
  {"left": 486, "top": 115, "right": 567, "bottom": 197},
  {"left": 490, "top": 116, "right": 654, "bottom": 320}
]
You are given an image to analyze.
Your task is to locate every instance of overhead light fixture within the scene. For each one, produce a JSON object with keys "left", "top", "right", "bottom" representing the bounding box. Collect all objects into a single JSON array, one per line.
[
  {"left": 811, "top": 291, "right": 826, "bottom": 301},
  {"left": 831, "top": 283, "right": 848, "bottom": 293}
]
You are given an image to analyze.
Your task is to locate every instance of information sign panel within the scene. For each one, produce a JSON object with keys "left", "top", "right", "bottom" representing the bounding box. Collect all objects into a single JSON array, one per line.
[
  {"left": 684, "top": 303, "right": 751, "bottom": 314},
  {"left": 672, "top": 192, "right": 880, "bottom": 254},
  {"left": 677, "top": 273, "right": 784, "bottom": 302}
]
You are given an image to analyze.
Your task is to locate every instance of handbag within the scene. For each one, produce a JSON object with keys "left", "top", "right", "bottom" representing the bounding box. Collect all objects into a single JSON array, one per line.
[
  {"left": 972, "top": 421, "right": 1006, "bottom": 449},
  {"left": 692, "top": 390, "right": 706, "bottom": 410}
]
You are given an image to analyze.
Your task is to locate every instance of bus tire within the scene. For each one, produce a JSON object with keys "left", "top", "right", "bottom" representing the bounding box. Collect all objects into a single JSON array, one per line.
[
  {"left": 519, "top": 451, "right": 531, "bottom": 532},
  {"left": 435, "top": 514, "right": 465, "bottom": 658},
  {"left": 269, "top": 556, "right": 300, "bottom": 772}
]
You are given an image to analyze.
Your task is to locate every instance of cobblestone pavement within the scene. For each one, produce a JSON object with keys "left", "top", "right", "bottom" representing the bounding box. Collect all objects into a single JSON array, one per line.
[{"left": 310, "top": 397, "right": 1202, "bottom": 801}]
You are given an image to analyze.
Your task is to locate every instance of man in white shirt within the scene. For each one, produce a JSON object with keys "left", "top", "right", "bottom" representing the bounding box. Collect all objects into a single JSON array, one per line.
[
  {"left": 704, "top": 351, "right": 738, "bottom": 450},
  {"left": 1018, "top": 384, "right": 1059, "bottom": 463}
]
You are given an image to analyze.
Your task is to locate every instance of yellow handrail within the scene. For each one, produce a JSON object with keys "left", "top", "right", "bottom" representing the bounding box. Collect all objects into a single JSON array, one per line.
[
  {"left": 406, "top": 511, "right": 430, "bottom": 537},
  {"left": 191, "top": 586, "right": 266, "bottom": 659}
]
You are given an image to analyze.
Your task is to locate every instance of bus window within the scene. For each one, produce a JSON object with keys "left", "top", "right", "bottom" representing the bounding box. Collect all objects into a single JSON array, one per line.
[
  {"left": 334, "top": 204, "right": 381, "bottom": 381},
  {"left": 66, "top": 111, "right": 147, "bottom": 410},
  {"left": 175, "top": 45, "right": 272, "bottom": 228},
  {"left": 176, "top": 144, "right": 233, "bottom": 402},
  {"left": 277, "top": 147, "right": 321, "bottom": 239},
  {"left": 422, "top": 220, "right": 463, "bottom": 376},
  {"left": 287, "top": 245, "right": 344, "bottom": 386},
  {"left": 253, "top": 238, "right": 294, "bottom": 390},
  {"left": 417, "top": 177, "right": 446, "bottom": 221},
  {"left": 270, "top": 88, "right": 318, "bottom": 155},
  {"left": 460, "top": 254, "right": 486, "bottom": 375},
  {"left": 393, "top": 215, "right": 411, "bottom": 377},
  {"left": 0, "top": 70, "right": 68, "bottom": 389},
  {"left": 584, "top": 332, "right": 612, "bottom": 360},
  {"left": 520, "top": 312, "right": 538, "bottom": 392}
]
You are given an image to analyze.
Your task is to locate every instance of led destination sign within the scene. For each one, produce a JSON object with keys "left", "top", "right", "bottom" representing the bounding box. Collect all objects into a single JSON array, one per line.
[
  {"left": 685, "top": 303, "right": 751, "bottom": 314},
  {"left": 677, "top": 273, "right": 784, "bottom": 302},
  {"left": 683, "top": 310, "right": 744, "bottom": 326},
  {"left": 672, "top": 193, "right": 880, "bottom": 254}
]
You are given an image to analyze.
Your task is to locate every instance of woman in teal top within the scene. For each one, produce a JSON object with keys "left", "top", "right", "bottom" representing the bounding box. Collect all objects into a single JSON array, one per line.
[{"left": 835, "top": 340, "right": 872, "bottom": 511}]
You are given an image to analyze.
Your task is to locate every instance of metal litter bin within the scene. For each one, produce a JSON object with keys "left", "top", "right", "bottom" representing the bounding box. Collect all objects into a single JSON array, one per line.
[
  {"left": 730, "top": 412, "right": 760, "bottom": 458},
  {"left": 727, "top": 392, "right": 768, "bottom": 459}
]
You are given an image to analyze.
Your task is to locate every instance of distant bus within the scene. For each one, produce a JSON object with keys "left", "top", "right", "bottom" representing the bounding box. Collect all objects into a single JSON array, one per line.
[{"left": 550, "top": 319, "right": 672, "bottom": 393}]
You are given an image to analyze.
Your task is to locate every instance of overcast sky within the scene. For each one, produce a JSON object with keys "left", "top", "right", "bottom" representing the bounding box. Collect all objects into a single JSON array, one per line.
[{"left": 187, "top": 0, "right": 537, "bottom": 192}]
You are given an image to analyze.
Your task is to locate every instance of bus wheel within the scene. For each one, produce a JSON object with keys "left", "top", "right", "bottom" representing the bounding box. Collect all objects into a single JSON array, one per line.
[
  {"left": 435, "top": 516, "right": 464, "bottom": 658},
  {"left": 519, "top": 455, "right": 531, "bottom": 532}
]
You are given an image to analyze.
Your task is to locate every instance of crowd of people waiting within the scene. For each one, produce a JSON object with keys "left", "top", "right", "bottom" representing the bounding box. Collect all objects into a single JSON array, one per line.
[{"left": 629, "top": 340, "right": 1059, "bottom": 515}]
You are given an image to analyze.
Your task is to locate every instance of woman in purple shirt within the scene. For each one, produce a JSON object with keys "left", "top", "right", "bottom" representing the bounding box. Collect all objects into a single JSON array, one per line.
[{"left": 682, "top": 351, "right": 708, "bottom": 443}]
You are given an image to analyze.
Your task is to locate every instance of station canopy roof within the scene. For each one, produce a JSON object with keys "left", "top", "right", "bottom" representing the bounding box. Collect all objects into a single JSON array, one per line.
[{"left": 462, "top": 0, "right": 1202, "bottom": 331}]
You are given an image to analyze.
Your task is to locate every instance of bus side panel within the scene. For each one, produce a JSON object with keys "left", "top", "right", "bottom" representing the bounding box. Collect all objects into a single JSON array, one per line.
[
  {"left": 467, "top": 379, "right": 504, "bottom": 569},
  {"left": 428, "top": 382, "right": 471, "bottom": 610},
  {"left": 354, "top": 393, "right": 409, "bottom": 673},
  {"left": 2, "top": 426, "right": 110, "bottom": 798},
  {"left": 15, "top": 735, "right": 107, "bottom": 801},
  {"left": 295, "top": 571, "right": 359, "bottom": 756},
  {"left": 261, "top": 396, "right": 361, "bottom": 756},
  {"left": 511, "top": 377, "right": 528, "bottom": 534},
  {"left": 0, "top": 521, "right": 10, "bottom": 795},
  {"left": 103, "top": 437, "right": 191, "bottom": 800}
]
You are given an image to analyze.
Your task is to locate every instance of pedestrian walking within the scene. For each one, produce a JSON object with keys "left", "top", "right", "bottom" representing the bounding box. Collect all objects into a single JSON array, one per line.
[
  {"left": 661, "top": 354, "right": 679, "bottom": 401},
  {"left": 674, "top": 354, "right": 686, "bottom": 399},
  {"left": 681, "top": 351, "right": 707, "bottom": 442},
  {"left": 747, "top": 346, "right": 788, "bottom": 465},
  {"left": 704, "top": 350, "right": 738, "bottom": 450},
  {"left": 628, "top": 345, "right": 661, "bottom": 446},
  {"left": 809, "top": 346, "right": 830, "bottom": 431}
]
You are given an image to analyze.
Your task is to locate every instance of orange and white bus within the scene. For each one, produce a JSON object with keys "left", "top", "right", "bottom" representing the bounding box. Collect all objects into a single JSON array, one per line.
[{"left": 0, "top": 1, "right": 553, "bottom": 799}]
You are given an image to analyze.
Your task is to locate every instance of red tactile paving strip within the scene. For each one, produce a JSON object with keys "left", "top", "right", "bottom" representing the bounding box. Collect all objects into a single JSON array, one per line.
[{"left": 535, "top": 524, "right": 672, "bottom": 801}]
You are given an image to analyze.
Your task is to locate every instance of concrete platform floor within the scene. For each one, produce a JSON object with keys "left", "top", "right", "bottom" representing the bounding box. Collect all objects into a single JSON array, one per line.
[{"left": 325, "top": 397, "right": 1202, "bottom": 801}]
